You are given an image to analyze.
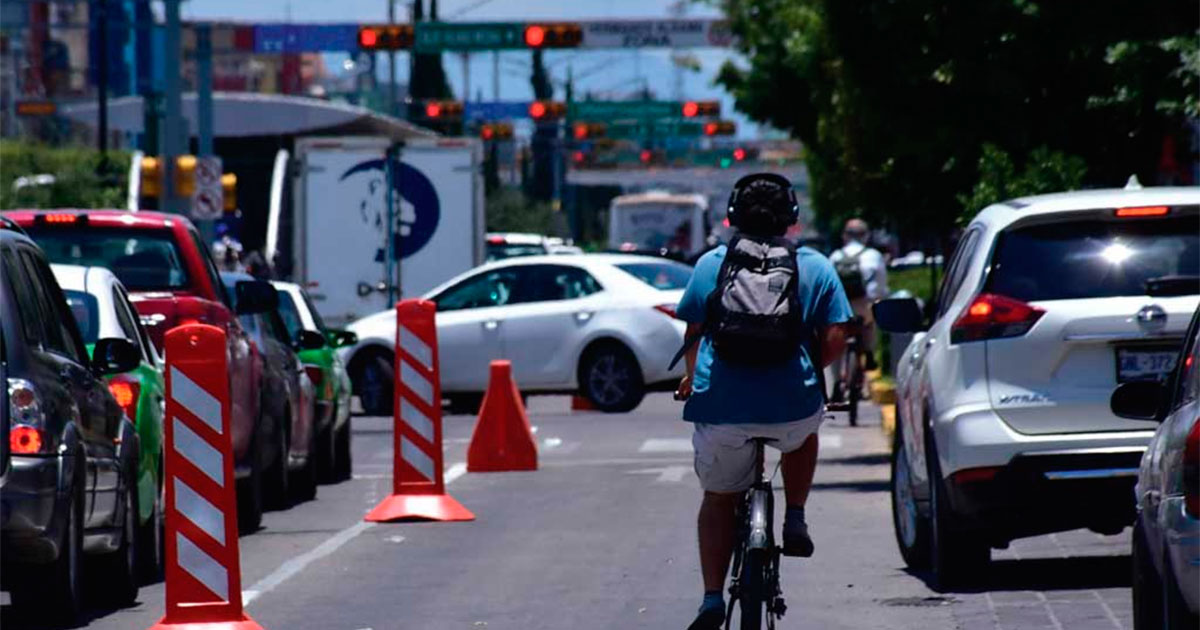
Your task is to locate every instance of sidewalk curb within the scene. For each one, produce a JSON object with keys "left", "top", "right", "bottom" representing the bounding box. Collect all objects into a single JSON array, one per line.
[{"left": 866, "top": 371, "right": 896, "bottom": 441}]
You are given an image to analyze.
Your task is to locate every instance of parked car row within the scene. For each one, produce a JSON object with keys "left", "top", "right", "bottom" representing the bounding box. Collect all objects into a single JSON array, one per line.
[
  {"left": 873, "top": 185, "right": 1198, "bottom": 627},
  {"left": 0, "top": 210, "right": 357, "bottom": 624}
]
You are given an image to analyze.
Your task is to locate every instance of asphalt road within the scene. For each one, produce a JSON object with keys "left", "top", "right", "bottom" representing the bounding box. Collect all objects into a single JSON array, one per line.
[{"left": 2, "top": 394, "right": 1133, "bottom": 630}]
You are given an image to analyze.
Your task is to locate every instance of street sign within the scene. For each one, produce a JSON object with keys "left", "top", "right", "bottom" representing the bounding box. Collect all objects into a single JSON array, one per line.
[
  {"left": 254, "top": 23, "right": 359, "bottom": 53},
  {"left": 570, "top": 100, "right": 681, "bottom": 121},
  {"left": 414, "top": 22, "right": 523, "bottom": 52},
  {"left": 605, "top": 119, "right": 705, "bottom": 139},
  {"left": 464, "top": 101, "right": 532, "bottom": 121},
  {"left": 579, "top": 19, "right": 735, "bottom": 49},
  {"left": 190, "top": 156, "right": 224, "bottom": 220}
]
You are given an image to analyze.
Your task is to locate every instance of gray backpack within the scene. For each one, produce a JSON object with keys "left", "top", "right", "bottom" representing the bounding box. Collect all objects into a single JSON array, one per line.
[{"left": 670, "top": 236, "right": 806, "bottom": 368}]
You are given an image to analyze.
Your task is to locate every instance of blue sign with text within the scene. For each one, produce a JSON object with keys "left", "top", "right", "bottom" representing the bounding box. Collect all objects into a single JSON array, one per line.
[{"left": 254, "top": 24, "right": 360, "bottom": 53}]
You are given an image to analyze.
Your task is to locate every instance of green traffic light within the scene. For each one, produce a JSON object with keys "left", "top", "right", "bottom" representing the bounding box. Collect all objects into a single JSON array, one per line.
[{"left": 720, "top": 158, "right": 732, "bottom": 168}]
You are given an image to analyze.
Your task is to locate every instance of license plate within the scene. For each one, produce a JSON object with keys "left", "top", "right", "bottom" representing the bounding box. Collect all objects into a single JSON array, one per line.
[{"left": 1115, "top": 347, "right": 1178, "bottom": 383}]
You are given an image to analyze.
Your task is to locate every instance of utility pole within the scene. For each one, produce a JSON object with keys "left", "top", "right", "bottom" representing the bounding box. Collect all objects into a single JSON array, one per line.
[
  {"left": 162, "top": 0, "right": 185, "bottom": 214},
  {"left": 492, "top": 51, "right": 499, "bottom": 100},
  {"left": 461, "top": 52, "right": 469, "bottom": 102},
  {"left": 96, "top": 0, "right": 109, "bottom": 159},
  {"left": 388, "top": 0, "right": 398, "bottom": 117},
  {"left": 196, "top": 23, "right": 215, "bottom": 242}
]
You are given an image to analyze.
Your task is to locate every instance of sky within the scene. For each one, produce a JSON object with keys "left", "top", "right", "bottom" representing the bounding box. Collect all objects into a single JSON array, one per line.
[{"left": 182, "top": 0, "right": 762, "bottom": 137}]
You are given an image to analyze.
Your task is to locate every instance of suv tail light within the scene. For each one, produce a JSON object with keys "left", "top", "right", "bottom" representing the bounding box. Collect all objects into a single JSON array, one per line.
[
  {"left": 8, "top": 379, "right": 48, "bottom": 454},
  {"left": 108, "top": 376, "right": 140, "bottom": 422},
  {"left": 1185, "top": 418, "right": 1199, "bottom": 518},
  {"left": 951, "top": 293, "right": 1045, "bottom": 344}
]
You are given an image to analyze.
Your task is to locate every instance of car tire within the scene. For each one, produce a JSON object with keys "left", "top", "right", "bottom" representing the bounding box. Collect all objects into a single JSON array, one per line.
[
  {"left": 290, "top": 422, "right": 318, "bottom": 503},
  {"left": 578, "top": 343, "right": 645, "bottom": 413},
  {"left": 358, "top": 351, "right": 394, "bottom": 417},
  {"left": 238, "top": 416, "right": 265, "bottom": 534},
  {"left": 333, "top": 417, "right": 353, "bottom": 482},
  {"left": 138, "top": 454, "right": 164, "bottom": 583},
  {"left": 316, "top": 419, "right": 336, "bottom": 483},
  {"left": 1132, "top": 519, "right": 1164, "bottom": 630},
  {"left": 95, "top": 467, "right": 140, "bottom": 606},
  {"left": 12, "top": 454, "right": 85, "bottom": 623},
  {"left": 891, "top": 417, "right": 931, "bottom": 570},
  {"left": 926, "top": 432, "right": 989, "bottom": 591},
  {"left": 264, "top": 409, "right": 291, "bottom": 510}
]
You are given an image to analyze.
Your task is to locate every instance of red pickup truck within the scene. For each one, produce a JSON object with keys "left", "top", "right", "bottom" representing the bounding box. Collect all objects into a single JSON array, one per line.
[{"left": 8, "top": 210, "right": 274, "bottom": 530}]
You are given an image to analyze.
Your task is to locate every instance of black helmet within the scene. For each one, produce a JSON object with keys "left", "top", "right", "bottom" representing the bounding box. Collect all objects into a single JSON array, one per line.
[{"left": 726, "top": 173, "right": 799, "bottom": 236}]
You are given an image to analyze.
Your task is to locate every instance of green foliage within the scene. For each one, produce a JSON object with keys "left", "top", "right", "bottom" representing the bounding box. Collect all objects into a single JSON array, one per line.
[
  {"left": 957, "top": 144, "right": 1088, "bottom": 223},
  {"left": 714, "top": 0, "right": 1198, "bottom": 243},
  {"left": 0, "top": 141, "right": 128, "bottom": 210},
  {"left": 888, "top": 265, "right": 940, "bottom": 305},
  {"left": 485, "top": 187, "right": 556, "bottom": 234}
]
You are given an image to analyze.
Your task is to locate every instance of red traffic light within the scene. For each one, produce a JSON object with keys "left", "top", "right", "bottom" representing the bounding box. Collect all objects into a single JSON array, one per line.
[
  {"left": 682, "top": 101, "right": 699, "bottom": 118},
  {"left": 639, "top": 149, "right": 653, "bottom": 164},
  {"left": 525, "top": 25, "right": 546, "bottom": 47},
  {"left": 426, "top": 102, "right": 442, "bottom": 118},
  {"left": 359, "top": 28, "right": 378, "bottom": 48},
  {"left": 358, "top": 25, "right": 414, "bottom": 50},
  {"left": 704, "top": 120, "right": 736, "bottom": 136},
  {"left": 524, "top": 23, "right": 582, "bottom": 48},
  {"left": 481, "top": 126, "right": 495, "bottom": 140},
  {"left": 422, "top": 100, "right": 463, "bottom": 120},
  {"left": 704, "top": 122, "right": 718, "bottom": 136},
  {"left": 572, "top": 150, "right": 586, "bottom": 164},
  {"left": 529, "top": 100, "right": 565, "bottom": 121},
  {"left": 684, "top": 100, "right": 719, "bottom": 118},
  {"left": 574, "top": 123, "right": 588, "bottom": 140},
  {"left": 733, "top": 148, "right": 747, "bottom": 161},
  {"left": 529, "top": 101, "right": 546, "bottom": 119}
]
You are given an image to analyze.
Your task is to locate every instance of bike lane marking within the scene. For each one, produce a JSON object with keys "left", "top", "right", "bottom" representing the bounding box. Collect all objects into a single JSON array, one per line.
[{"left": 241, "top": 461, "right": 467, "bottom": 606}]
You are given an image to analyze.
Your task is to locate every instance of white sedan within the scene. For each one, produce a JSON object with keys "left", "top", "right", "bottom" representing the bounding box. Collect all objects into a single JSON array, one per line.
[{"left": 341, "top": 254, "right": 690, "bottom": 414}]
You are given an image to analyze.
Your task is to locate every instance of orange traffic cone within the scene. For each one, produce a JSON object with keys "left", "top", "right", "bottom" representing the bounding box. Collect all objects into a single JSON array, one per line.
[
  {"left": 571, "top": 395, "right": 595, "bottom": 411},
  {"left": 467, "top": 361, "right": 538, "bottom": 472}
]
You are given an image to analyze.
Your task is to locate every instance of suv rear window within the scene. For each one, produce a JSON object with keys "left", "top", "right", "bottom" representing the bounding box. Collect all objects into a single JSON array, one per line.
[
  {"left": 26, "top": 227, "right": 190, "bottom": 292},
  {"left": 987, "top": 214, "right": 1199, "bottom": 302}
]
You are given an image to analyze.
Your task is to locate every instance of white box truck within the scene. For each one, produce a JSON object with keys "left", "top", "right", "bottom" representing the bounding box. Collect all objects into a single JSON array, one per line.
[{"left": 292, "top": 136, "right": 485, "bottom": 325}]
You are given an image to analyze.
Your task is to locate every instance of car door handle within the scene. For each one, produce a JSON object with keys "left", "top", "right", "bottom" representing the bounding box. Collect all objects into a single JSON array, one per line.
[
  {"left": 482, "top": 320, "right": 500, "bottom": 331},
  {"left": 923, "top": 337, "right": 936, "bottom": 349},
  {"left": 575, "top": 311, "right": 593, "bottom": 323}
]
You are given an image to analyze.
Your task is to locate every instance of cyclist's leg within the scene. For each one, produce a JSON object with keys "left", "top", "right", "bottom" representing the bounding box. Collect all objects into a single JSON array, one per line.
[{"left": 747, "top": 414, "right": 823, "bottom": 557}]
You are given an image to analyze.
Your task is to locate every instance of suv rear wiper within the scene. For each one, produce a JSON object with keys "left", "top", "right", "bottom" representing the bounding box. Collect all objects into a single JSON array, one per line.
[{"left": 1144, "top": 275, "right": 1200, "bottom": 297}]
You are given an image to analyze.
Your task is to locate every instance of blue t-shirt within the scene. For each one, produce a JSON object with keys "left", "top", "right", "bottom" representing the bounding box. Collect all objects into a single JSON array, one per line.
[{"left": 676, "top": 245, "right": 853, "bottom": 424}]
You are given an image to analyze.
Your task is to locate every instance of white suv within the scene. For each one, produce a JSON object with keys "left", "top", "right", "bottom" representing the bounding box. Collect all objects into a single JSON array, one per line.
[{"left": 875, "top": 185, "right": 1200, "bottom": 590}]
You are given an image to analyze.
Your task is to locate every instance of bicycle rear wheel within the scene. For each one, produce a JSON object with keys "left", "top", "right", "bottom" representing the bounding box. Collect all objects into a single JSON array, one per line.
[{"left": 736, "top": 549, "right": 766, "bottom": 630}]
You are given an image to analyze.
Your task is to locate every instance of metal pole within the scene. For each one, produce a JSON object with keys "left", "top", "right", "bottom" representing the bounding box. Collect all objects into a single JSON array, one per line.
[
  {"left": 388, "top": 0, "right": 398, "bottom": 117},
  {"left": 96, "top": 0, "right": 109, "bottom": 157},
  {"left": 196, "top": 23, "right": 215, "bottom": 243},
  {"left": 162, "top": 0, "right": 185, "bottom": 214},
  {"left": 461, "top": 52, "right": 469, "bottom": 103},
  {"left": 492, "top": 51, "right": 499, "bottom": 100}
]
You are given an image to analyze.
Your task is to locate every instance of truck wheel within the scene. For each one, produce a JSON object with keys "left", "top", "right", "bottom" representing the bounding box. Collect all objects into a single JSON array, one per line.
[
  {"left": 358, "top": 352, "right": 394, "bottom": 417},
  {"left": 12, "top": 455, "right": 85, "bottom": 622},
  {"left": 96, "top": 470, "right": 140, "bottom": 606},
  {"left": 579, "top": 343, "right": 645, "bottom": 413},
  {"left": 333, "top": 418, "right": 353, "bottom": 482},
  {"left": 264, "top": 409, "right": 291, "bottom": 510}
]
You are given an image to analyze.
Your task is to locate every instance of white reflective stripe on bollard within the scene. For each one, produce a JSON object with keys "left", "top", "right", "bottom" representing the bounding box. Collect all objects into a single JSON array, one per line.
[
  {"left": 176, "top": 531, "right": 230, "bottom": 601},
  {"left": 399, "top": 398, "right": 435, "bottom": 443},
  {"left": 170, "top": 365, "right": 223, "bottom": 434},
  {"left": 401, "top": 436, "right": 436, "bottom": 482},
  {"left": 174, "top": 477, "right": 226, "bottom": 545}
]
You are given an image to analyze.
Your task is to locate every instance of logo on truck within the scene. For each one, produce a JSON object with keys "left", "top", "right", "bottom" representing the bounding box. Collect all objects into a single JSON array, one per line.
[{"left": 340, "top": 159, "right": 441, "bottom": 260}]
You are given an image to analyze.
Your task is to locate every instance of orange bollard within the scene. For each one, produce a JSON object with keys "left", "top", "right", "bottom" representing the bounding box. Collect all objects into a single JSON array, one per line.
[
  {"left": 148, "top": 325, "right": 263, "bottom": 630},
  {"left": 365, "top": 299, "right": 474, "bottom": 523},
  {"left": 570, "top": 395, "right": 595, "bottom": 412},
  {"left": 467, "top": 361, "right": 538, "bottom": 472}
]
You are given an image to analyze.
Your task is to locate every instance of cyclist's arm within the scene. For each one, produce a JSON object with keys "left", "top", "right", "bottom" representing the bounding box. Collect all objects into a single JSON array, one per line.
[
  {"left": 820, "top": 323, "right": 850, "bottom": 368},
  {"left": 684, "top": 322, "right": 702, "bottom": 376}
]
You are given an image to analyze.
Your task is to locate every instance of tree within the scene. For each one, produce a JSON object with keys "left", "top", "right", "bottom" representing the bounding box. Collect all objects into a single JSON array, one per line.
[
  {"left": 0, "top": 141, "right": 128, "bottom": 210},
  {"left": 715, "top": 0, "right": 1198, "bottom": 244}
]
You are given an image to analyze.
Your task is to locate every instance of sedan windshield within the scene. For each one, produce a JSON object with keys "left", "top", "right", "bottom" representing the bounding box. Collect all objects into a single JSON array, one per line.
[{"left": 25, "top": 227, "right": 190, "bottom": 292}]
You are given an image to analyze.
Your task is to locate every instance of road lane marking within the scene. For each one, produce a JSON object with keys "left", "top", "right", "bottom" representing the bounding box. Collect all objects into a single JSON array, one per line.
[
  {"left": 627, "top": 465, "right": 692, "bottom": 483},
  {"left": 242, "top": 461, "right": 465, "bottom": 607},
  {"left": 822, "top": 434, "right": 843, "bottom": 449},
  {"left": 638, "top": 438, "right": 692, "bottom": 453}
]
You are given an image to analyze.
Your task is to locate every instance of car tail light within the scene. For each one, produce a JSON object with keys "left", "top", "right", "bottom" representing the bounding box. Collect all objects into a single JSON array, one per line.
[
  {"left": 304, "top": 365, "right": 324, "bottom": 388},
  {"left": 8, "top": 379, "right": 47, "bottom": 453},
  {"left": 951, "top": 293, "right": 1044, "bottom": 344},
  {"left": 10, "top": 425, "right": 44, "bottom": 454},
  {"left": 1115, "top": 206, "right": 1169, "bottom": 218},
  {"left": 654, "top": 304, "right": 678, "bottom": 319},
  {"left": 1185, "top": 418, "right": 1199, "bottom": 518},
  {"left": 108, "top": 377, "right": 140, "bottom": 422},
  {"left": 487, "top": 235, "right": 506, "bottom": 245},
  {"left": 950, "top": 466, "right": 999, "bottom": 485}
]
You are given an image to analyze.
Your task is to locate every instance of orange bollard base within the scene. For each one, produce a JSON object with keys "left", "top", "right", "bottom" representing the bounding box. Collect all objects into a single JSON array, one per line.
[
  {"left": 570, "top": 395, "right": 595, "bottom": 411},
  {"left": 365, "top": 493, "right": 475, "bottom": 523},
  {"left": 148, "top": 614, "right": 264, "bottom": 630}
]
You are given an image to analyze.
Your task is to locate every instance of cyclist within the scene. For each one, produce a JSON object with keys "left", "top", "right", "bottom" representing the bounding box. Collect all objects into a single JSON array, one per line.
[
  {"left": 829, "top": 218, "right": 889, "bottom": 371},
  {"left": 675, "top": 173, "right": 852, "bottom": 630}
]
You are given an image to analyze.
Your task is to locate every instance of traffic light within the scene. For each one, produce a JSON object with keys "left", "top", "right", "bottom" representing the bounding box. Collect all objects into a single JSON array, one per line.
[
  {"left": 140, "top": 156, "right": 161, "bottom": 197},
  {"left": 422, "top": 100, "right": 464, "bottom": 120},
  {"left": 529, "top": 100, "right": 566, "bottom": 121},
  {"left": 174, "top": 155, "right": 197, "bottom": 197},
  {"left": 479, "top": 122, "right": 514, "bottom": 141},
  {"left": 524, "top": 23, "right": 582, "bottom": 48},
  {"left": 358, "top": 24, "right": 415, "bottom": 50},
  {"left": 733, "top": 147, "right": 747, "bottom": 162},
  {"left": 703, "top": 120, "right": 737, "bottom": 136},
  {"left": 572, "top": 122, "right": 606, "bottom": 140},
  {"left": 221, "top": 173, "right": 237, "bottom": 211},
  {"left": 682, "top": 101, "right": 720, "bottom": 118}
]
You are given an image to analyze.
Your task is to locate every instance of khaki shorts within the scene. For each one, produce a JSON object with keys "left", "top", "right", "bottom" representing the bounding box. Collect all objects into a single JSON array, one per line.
[{"left": 692, "top": 412, "right": 824, "bottom": 493}]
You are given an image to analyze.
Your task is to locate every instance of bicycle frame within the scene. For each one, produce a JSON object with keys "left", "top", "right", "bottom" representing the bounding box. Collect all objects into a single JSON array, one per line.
[{"left": 726, "top": 440, "right": 786, "bottom": 630}]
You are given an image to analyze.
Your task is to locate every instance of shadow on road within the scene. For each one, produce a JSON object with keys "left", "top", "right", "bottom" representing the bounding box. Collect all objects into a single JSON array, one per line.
[
  {"left": 820, "top": 452, "right": 890, "bottom": 466},
  {"left": 907, "top": 553, "right": 1132, "bottom": 594}
]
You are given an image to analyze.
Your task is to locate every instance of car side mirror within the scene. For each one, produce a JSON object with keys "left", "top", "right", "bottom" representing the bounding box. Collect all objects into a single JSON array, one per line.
[
  {"left": 93, "top": 338, "right": 140, "bottom": 376},
  {"left": 1110, "top": 381, "right": 1167, "bottom": 421},
  {"left": 235, "top": 280, "right": 279, "bottom": 315},
  {"left": 326, "top": 329, "right": 358, "bottom": 348},
  {"left": 295, "top": 330, "right": 327, "bottom": 351},
  {"left": 873, "top": 297, "right": 926, "bottom": 333}
]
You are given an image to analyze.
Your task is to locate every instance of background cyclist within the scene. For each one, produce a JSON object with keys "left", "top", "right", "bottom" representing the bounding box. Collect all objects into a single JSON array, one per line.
[
  {"left": 675, "top": 174, "right": 853, "bottom": 630},
  {"left": 829, "top": 218, "right": 890, "bottom": 372}
]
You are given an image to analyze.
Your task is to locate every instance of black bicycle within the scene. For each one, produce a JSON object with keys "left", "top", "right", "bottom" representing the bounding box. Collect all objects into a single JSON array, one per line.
[
  {"left": 725, "top": 438, "right": 787, "bottom": 630},
  {"left": 828, "top": 316, "right": 865, "bottom": 426}
]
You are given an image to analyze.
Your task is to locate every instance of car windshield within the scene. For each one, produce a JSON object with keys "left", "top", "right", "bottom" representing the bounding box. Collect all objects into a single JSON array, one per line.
[
  {"left": 615, "top": 261, "right": 694, "bottom": 290},
  {"left": 987, "top": 214, "right": 1200, "bottom": 302},
  {"left": 26, "top": 227, "right": 190, "bottom": 292},
  {"left": 486, "top": 243, "right": 546, "bottom": 262},
  {"left": 62, "top": 290, "right": 100, "bottom": 344}
]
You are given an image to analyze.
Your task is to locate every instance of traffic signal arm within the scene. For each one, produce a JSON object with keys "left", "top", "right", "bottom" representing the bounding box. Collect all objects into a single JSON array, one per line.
[
  {"left": 524, "top": 23, "right": 582, "bottom": 48},
  {"left": 359, "top": 24, "right": 415, "bottom": 50}
]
